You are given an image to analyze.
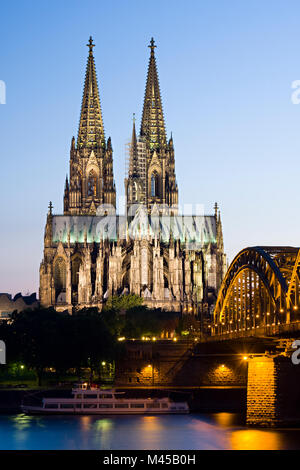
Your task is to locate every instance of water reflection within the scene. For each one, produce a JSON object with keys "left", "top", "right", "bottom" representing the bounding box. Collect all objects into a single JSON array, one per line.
[
  {"left": 230, "top": 429, "right": 281, "bottom": 450},
  {"left": 93, "top": 419, "right": 114, "bottom": 449},
  {"left": 11, "top": 414, "right": 35, "bottom": 430},
  {"left": 1, "top": 413, "right": 300, "bottom": 450},
  {"left": 212, "top": 412, "right": 238, "bottom": 428},
  {"left": 80, "top": 415, "right": 92, "bottom": 431}
]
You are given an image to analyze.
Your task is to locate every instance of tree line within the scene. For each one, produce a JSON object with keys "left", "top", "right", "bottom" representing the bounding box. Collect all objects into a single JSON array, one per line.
[{"left": 0, "top": 295, "right": 198, "bottom": 385}]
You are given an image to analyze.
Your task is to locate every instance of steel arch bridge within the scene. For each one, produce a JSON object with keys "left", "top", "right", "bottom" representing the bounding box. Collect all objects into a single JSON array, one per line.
[{"left": 213, "top": 246, "right": 300, "bottom": 336}]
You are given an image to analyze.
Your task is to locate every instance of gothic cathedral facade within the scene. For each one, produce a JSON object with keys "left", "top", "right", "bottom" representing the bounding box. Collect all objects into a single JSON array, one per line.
[{"left": 39, "top": 37, "right": 227, "bottom": 314}]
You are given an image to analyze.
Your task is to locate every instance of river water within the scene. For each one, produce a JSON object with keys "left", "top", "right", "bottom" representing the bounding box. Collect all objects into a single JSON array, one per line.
[{"left": 1, "top": 413, "right": 300, "bottom": 450}]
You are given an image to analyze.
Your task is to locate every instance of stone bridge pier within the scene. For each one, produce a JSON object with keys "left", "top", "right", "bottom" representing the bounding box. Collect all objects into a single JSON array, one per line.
[{"left": 246, "top": 353, "right": 300, "bottom": 427}]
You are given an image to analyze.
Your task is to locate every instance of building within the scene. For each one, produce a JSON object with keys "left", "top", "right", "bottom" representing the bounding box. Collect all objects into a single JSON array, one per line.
[
  {"left": 0, "top": 293, "right": 39, "bottom": 321},
  {"left": 39, "top": 37, "right": 226, "bottom": 314}
]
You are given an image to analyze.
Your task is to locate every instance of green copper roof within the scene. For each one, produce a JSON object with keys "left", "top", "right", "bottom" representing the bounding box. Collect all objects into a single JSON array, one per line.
[{"left": 52, "top": 214, "right": 217, "bottom": 247}]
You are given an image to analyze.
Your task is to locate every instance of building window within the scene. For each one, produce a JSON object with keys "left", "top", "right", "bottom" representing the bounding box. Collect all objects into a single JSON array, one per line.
[
  {"left": 71, "top": 257, "right": 81, "bottom": 290},
  {"left": 54, "top": 257, "right": 66, "bottom": 301},
  {"left": 87, "top": 170, "right": 96, "bottom": 196},
  {"left": 151, "top": 172, "right": 158, "bottom": 197}
]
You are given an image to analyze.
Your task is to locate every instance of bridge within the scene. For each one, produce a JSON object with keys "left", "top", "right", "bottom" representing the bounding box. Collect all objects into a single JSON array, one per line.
[
  {"left": 207, "top": 246, "right": 300, "bottom": 426},
  {"left": 117, "top": 246, "right": 300, "bottom": 426},
  {"left": 212, "top": 246, "right": 300, "bottom": 338}
]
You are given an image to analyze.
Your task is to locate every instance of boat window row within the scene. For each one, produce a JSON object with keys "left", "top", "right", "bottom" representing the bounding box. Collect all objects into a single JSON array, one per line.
[
  {"left": 44, "top": 402, "right": 170, "bottom": 409},
  {"left": 75, "top": 394, "right": 113, "bottom": 399}
]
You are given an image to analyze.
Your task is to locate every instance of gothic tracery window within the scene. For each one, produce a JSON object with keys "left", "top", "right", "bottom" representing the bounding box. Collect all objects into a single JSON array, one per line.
[
  {"left": 134, "top": 181, "right": 139, "bottom": 201},
  {"left": 88, "top": 170, "right": 97, "bottom": 196},
  {"left": 54, "top": 257, "right": 66, "bottom": 301},
  {"left": 151, "top": 172, "right": 159, "bottom": 197},
  {"left": 72, "top": 256, "right": 81, "bottom": 288}
]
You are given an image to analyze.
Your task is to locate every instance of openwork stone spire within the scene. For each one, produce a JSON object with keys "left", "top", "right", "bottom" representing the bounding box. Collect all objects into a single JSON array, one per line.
[
  {"left": 77, "top": 37, "right": 105, "bottom": 149},
  {"left": 129, "top": 114, "right": 138, "bottom": 177},
  {"left": 140, "top": 38, "right": 166, "bottom": 150}
]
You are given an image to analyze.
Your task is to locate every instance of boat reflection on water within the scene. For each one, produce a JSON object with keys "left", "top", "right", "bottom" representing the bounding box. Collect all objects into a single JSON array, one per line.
[{"left": 2, "top": 413, "right": 300, "bottom": 450}]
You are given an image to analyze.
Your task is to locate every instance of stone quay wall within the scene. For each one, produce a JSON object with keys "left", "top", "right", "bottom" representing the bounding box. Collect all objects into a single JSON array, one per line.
[{"left": 115, "top": 340, "right": 247, "bottom": 387}]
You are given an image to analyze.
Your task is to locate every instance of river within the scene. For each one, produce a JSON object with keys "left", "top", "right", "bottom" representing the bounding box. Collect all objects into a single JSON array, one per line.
[{"left": 1, "top": 413, "right": 300, "bottom": 450}]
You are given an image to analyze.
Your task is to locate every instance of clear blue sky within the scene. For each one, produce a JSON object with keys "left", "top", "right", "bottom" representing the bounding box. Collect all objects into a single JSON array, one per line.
[{"left": 1, "top": 0, "right": 300, "bottom": 295}]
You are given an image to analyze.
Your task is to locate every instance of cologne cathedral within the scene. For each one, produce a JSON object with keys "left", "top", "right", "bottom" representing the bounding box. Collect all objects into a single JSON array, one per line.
[{"left": 39, "top": 37, "right": 226, "bottom": 314}]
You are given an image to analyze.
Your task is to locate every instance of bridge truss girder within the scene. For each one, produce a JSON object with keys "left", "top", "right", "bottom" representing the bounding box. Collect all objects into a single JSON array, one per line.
[{"left": 213, "top": 247, "right": 300, "bottom": 335}]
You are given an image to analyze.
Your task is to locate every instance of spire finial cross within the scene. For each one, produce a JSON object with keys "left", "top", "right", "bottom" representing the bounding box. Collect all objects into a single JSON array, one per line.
[
  {"left": 48, "top": 201, "right": 53, "bottom": 215},
  {"left": 214, "top": 202, "right": 218, "bottom": 218},
  {"left": 133, "top": 112, "right": 136, "bottom": 123},
  {"left": 87, "top": 36, "right": 95, "bottom": 53},
  {"left": 148, "top": 37, "right": 156, "bottom": 53}
]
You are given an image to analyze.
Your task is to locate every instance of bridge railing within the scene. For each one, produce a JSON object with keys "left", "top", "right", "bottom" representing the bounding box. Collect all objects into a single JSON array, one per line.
[{"left": 208, "top": 321, "right": 300, "bottom": 342}]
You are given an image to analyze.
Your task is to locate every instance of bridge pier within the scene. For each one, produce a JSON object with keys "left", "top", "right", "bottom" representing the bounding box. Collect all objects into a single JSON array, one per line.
[{"left": 246, "top": 354, "right": 300, "bottom": 427}]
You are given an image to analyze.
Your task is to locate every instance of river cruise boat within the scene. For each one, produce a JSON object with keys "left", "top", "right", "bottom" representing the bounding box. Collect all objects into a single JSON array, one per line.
[{"left": 21, "top": 383, "right": 189, "bottom": 415}]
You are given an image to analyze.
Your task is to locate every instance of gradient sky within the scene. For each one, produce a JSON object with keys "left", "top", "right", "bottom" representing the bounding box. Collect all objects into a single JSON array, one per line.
[{"left": 1, "top": 0, "right": 300, "bottom": 295}]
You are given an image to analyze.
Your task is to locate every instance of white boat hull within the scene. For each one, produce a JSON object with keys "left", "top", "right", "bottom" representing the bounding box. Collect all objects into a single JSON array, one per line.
[
  {"left": 21, "top": 405, "right": 189, "bottom": 415},
  {"left": 21, "top": 385, "right": 189, "bottom": 415}
]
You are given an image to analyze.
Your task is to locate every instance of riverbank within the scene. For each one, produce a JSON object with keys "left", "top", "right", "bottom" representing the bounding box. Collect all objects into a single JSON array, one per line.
[{"left": 0, "top": 386, "right": 246, "bottom": 414}]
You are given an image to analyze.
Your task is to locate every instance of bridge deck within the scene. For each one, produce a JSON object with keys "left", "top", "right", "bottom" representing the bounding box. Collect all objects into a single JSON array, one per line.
[{"left": 206, "top": 321, "right": 300, "bottom": 342}]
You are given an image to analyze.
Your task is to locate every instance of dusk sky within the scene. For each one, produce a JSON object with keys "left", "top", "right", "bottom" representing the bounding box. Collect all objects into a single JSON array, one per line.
[{"left": 1, "top": 0, "right": 300, "bottom": 295}]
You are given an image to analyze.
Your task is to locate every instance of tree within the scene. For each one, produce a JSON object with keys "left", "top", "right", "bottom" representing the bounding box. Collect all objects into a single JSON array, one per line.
[
  {"left": 103, "top": 294, "right": 143, "bottom": 314},
  {"left": 101, "top": 309, "right": 126, "bottom": 337},
  {"left": 9, "top": 307, "right": 120, "bottom": 385},
  {"left": 11, "top": 307, "right": 66, "bottom": 386},
  {"left": 71, "top": 308, "right": 120, "bottom": 382},
  {"left": 176, "top": 315, "right": 200, "bottom": 337},
  {"left": 122, "top": 306, "right": 179, "bottom": 339}
]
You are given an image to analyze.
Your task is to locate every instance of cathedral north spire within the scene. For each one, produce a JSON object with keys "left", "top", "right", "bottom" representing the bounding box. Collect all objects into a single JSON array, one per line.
[
  {"left": 140, "top": 38, "right": 167, "bottom": 150},
  {"left": 77, "top": 36, "right": 105, "bottom": 149},
  {"left": 64, "top": 38, "right": 116, "bottom": 214}
]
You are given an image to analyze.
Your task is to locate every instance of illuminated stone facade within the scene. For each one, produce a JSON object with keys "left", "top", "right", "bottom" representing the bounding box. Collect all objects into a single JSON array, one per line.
[{"left": 39, "top": 37, "right": 226, "bottom": 313}]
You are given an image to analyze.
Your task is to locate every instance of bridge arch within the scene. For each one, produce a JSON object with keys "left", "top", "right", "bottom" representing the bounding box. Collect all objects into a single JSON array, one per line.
[{"left": 213, "top": 246, "right": 300, "bottom": 335}]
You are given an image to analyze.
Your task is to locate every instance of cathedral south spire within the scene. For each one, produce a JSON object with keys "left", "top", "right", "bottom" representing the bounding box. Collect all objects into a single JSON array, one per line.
[
  {"left": 140, "top": 38, "right": 167, "bottom": 151},
  {"left": 77, "top": 36, "right": 105, "bottom": 149},
  {"left": 126, "top": 38, "right": 178, "bottom": 213}
]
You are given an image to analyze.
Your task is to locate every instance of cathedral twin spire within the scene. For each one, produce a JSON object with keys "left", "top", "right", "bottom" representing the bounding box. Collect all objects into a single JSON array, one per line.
[
  {"left": 140, "top": 38, "right": 167, "bottom": 150},
  {"left": 77, "top": 37, "right": 105, "bottom": 149},
  {"left": 64, "top": 36, "right": 177, "bottom": 215},
  {"left": 64, "top": 36, "right": 116, "bottom": 215},
  {"left": 127, "top": 37, "right": 178, "bottom": 212}
]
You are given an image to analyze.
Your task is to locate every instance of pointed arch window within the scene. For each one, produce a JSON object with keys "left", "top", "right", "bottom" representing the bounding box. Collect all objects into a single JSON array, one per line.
[
  {"left": 151, "top": 172, "right": 159, "bottom": 197},
  {"left": 71, "top": 256, "right": 81, "bottom": 289},
  {"left": 134, "top": 181, "right": 140, "bottom": 202},
  {"left": 88, "top": 169, "right": 97, "bottom": 196},
  {"left": 54, "top": 257, "right": 66, "bottom": 302}
]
